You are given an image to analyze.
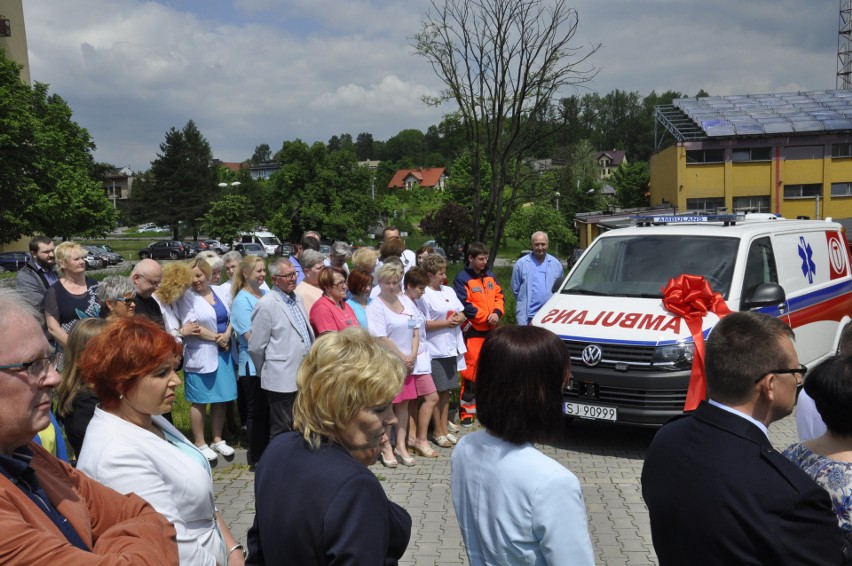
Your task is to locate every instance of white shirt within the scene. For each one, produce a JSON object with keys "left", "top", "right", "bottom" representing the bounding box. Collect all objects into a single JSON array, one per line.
[{"left": 417, "top": 285, "right": 467, "bottom": 360}]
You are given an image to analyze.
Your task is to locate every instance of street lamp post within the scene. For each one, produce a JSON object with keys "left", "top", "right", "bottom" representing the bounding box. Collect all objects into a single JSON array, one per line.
[{"left": 554, "top": 191, "right": 561, "bottom": 258}]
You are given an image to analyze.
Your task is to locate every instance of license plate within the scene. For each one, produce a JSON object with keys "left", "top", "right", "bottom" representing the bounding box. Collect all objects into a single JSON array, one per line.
[{"left": 564, "top": 401, "right": 617, "bottom": 421}]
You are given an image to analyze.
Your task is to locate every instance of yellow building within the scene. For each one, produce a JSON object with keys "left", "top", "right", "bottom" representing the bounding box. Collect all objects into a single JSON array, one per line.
[
  {"left": 0, "top": 0, "right": 29, "bottom": 84},
  {"left": 650, "top": 91, "right": 852, "bottom": 221}
]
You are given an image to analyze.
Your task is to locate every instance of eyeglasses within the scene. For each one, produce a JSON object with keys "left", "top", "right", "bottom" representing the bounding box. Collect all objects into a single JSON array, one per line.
[
  {"left": 753, "top": 364, "right": 808, "bottom": 385},
  {"left": 0, "top": 349, "right": 59, "bottom": 382},
  {"left": 274, "top": 272, "right": 297, "bottom": 279},
  {"left": 333, "top": 280, "right": 347, "bottom": 288},
  {"left": 138, "top": 274, "right": 161, "bottom": 288},
  {"left": 114, "top": 295, "right": 136, "bottom": 304}
]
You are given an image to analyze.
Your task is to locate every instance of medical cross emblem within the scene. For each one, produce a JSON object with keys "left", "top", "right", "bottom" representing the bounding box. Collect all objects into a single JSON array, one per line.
[{"left": 798, "top": 236, "right": 816, "bottom": 284}]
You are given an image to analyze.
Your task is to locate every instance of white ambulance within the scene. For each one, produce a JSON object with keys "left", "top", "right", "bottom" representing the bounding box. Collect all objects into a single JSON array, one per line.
[{"left": 533, "top": 214, "right": 852, "bottom": 426}]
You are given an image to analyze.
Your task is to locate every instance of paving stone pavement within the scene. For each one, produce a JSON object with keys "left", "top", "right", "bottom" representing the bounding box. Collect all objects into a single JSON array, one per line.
[{"left": 214, "top": 411, "right": 800, "bottom": 565}]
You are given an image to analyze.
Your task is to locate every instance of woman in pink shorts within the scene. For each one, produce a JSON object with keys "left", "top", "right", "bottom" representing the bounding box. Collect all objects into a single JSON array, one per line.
[{"left": 367, "top": 262, "right": 438, "bottom": 467}]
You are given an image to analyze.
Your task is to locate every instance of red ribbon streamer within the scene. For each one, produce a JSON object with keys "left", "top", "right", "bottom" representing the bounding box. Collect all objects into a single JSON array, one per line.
[{"left": 661, "top": 274, "right": 732, "bottom": 411}]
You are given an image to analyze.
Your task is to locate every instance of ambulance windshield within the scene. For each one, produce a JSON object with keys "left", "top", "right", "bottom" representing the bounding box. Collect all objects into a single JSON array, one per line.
[{"left": 564, "top": 235, "right": 738, "bottom": 298}]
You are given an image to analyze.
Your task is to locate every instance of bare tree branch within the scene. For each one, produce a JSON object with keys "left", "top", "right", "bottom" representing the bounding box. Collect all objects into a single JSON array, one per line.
[{"left": 413, "top": 0, "right": 599, "bottom": 267}]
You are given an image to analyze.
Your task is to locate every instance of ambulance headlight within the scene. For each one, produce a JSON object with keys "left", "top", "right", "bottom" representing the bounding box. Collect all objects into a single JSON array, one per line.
[{"left": 651, "top": 342, "right": 694, "bottom": 370}]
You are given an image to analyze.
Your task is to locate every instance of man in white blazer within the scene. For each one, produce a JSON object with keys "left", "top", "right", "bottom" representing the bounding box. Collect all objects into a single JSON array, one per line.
[{"left": 249, "top": 258, "right": 315, "bottom": 439}]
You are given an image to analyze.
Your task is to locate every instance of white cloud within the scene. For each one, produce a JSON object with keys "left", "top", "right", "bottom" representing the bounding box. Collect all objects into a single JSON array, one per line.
[{"left": 21, "top": 0, "right": 841, "bottom": 170}]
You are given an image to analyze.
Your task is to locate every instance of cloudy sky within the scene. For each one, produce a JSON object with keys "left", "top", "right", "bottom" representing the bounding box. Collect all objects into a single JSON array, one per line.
[{"left": 23, "top": 0, "right": 839, "bottom": 171}]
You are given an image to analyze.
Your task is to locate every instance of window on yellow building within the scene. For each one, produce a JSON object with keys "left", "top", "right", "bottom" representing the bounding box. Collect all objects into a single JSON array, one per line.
[
  {"left": 731, "top": 148, "right": 771, "bottom": 162},
  {"left": 686, "top": 149, "right": 725, "bottom": 164},
  {"left": 784, "top": 184, "right": 822, "bottom": 198},
  {"left": 733, "top": 196, "right": 770, "bottom": 211},
  {"left": 831, "top": 182, "right": 852, "bottom": 197},
  {"left": 831, "top": 143, "right": 852, "bottom": 158},
  {"left": 686, "top": 197, "right": 725, "bottom": 211}
]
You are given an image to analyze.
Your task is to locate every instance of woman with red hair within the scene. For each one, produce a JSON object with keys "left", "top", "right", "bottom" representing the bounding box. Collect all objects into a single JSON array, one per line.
[{"left": 76, "top": 317, "right": 245, "bottom": 566}]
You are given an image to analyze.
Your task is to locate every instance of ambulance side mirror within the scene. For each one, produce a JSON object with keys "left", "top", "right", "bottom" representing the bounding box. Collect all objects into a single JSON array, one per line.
[
  {"left": 552, "top": 276, "right": 565, "bottom": 294},
  {"left": 743, "top": 283, "right": 786, "bottom": 310}
]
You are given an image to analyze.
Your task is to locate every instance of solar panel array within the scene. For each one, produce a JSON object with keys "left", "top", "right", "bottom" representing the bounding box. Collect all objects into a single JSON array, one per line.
[{"left": 673, "top": 90, "right": 852, "bottom": 138}]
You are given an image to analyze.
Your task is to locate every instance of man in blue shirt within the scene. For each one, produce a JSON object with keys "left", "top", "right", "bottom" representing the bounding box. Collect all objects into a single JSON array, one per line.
[{"left": 511, "top": 232, "right": 563, "bottom": 325}]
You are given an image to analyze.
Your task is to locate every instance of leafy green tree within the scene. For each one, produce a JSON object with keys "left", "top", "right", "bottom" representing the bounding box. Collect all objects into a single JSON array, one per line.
[
  {"left": 505, "top": 202, "right": 575, "bottom": 251},
  {"left": 419, "top": 202, "right": 473, "bottom": 249},
  {"left": 610, "top": 161, "right": 650, "bottom": 208},
  {"left": 0, "top": 51, "right": 116, "bottom": 242},
  {"left": 138, "top": 120, "right": 217, "bottom": 240},
  {"left": 199, "top": 194, "right": 255, "bottom": 244},
  {"left": 355, "top": 132, "right": 374, "bottom": 160},
  {"left": 384, "top": 129, "right": 427, "bottom": 165},
  {"left": 269, "top": 140, "right": 379, "bottom": 241},
  {"left": 250, "top": 143, "right": 271, "bottom": 164}
]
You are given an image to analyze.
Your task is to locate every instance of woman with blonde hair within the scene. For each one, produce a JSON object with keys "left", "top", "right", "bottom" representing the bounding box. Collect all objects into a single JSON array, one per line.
[
  {"left": 197, "top": 250, "right": 225, "bottom": 286},
  {"left": 55, "top": 317, "right": 108, "bottom": 457},
  {"left": 367, "top": 262, "right": 425, "bottom": 467},
  {"left": 248, "top": 327, "right": 411, "bottom": 564},
  {"left": 229, "top": 255, "right": 269, "bottom": 466},
  {"left": 177, "top": 257, "right": 237, "bottom": 461},
  {"left": 44, "top": 241, "right": 100, "bottom": 370},
  {"left": 352, "top": 246, "right": 379, "bottom": 277},
  {"left": 155, "top": 261, "right": 199, "bottom": 343}
]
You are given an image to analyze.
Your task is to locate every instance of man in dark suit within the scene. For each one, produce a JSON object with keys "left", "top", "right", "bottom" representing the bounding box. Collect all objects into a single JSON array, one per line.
[{"left": 642, "top": 311, "right": 849, "bottom": 565}]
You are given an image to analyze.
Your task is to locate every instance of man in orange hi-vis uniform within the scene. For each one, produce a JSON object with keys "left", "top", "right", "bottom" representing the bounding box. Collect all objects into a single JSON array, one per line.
[{"left": 453, "top": 242, "right": 504, "bottom": 427}]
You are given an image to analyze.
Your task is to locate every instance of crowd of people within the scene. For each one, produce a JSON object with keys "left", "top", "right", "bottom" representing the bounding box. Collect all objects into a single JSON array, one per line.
[{"left": 7, "top": 226, "right": 852, "bottom": 565}]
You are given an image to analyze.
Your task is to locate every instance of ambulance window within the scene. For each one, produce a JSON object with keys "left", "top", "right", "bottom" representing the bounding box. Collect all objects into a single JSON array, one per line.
[{"left": 742, "top": 237, "right": 778, "bottom": 299}]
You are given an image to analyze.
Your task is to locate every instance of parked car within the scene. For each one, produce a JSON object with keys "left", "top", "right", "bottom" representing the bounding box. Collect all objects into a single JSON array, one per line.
[
  {"left": 183, "top": 243, "right": 199, "bottom": 258},
  {"left": 83, "top": 245, "right": 121, "bottom": 265},
  {"left": 0, "top": 251, "right": 29, "bottom": 272},
  {"left": 138, "top": 241, "right": 189, "bottom": 260},
  {"left": 204, "top": 240, "right": 230, "bottom": 255},
  {"left": 84, "top": 251, "right": 106, "bottom": 269},
  {"left": 92, "top": 244, "right": 125, "bottom": 263},
  {"left": 185, "top": 241, "right": 208, "bottom": 255},
  {"left": 138, "top": 225, "right": 169, "bottom": 233},
  {"left": 233, "top": 242, "right": 268, "bottom": 258}
]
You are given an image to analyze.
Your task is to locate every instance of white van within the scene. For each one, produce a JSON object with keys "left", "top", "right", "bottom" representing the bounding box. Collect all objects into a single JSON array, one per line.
[
  {"left": 533, "top": 214, "right": 852, "bottom": 426},
  {"left": 238, "top": 231, "right": 281, "bottom": 256}
]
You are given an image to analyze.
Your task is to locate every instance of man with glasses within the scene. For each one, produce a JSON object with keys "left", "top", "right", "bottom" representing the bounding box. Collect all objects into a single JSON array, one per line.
[
  {"left": 642, "top": 311, "right": 849, "bottom": 565},
  {"left": 130, "top": 258, "right": 164, "bottom": 327},
  {"left": 0, "top": 289, "right": 179, "bottom": 564},
  {"left": 249, "top": 258, "right": 315, "bottom": 439}
]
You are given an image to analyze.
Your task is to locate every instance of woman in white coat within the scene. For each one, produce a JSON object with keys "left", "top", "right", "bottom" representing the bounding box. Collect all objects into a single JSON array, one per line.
[
  {"left": 76, "top": 316, "right": 245, "bottom": 566},
  {"left": 177, "top": 257, "right": 237, "bottom": 461}
]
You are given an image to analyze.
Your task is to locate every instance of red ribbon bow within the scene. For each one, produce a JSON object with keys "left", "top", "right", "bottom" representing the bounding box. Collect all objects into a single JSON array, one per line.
[{"left": 661, "top": 274, "right": 732, "bottom": 411}]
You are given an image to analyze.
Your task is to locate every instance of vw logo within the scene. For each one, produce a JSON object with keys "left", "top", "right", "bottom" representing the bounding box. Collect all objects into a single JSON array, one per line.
[{"left": 582, "top": 344, "right": 603, "bottom": 367}]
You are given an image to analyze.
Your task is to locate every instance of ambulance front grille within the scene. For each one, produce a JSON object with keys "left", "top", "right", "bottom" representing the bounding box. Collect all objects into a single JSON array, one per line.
[{"left": 564, "top": 341, "right": 656, "bottom": 367}]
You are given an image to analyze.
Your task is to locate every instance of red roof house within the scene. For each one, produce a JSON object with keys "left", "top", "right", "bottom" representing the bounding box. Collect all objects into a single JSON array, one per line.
[{"left": 387, "top": 167, "right": 447, "bottom": 190}]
